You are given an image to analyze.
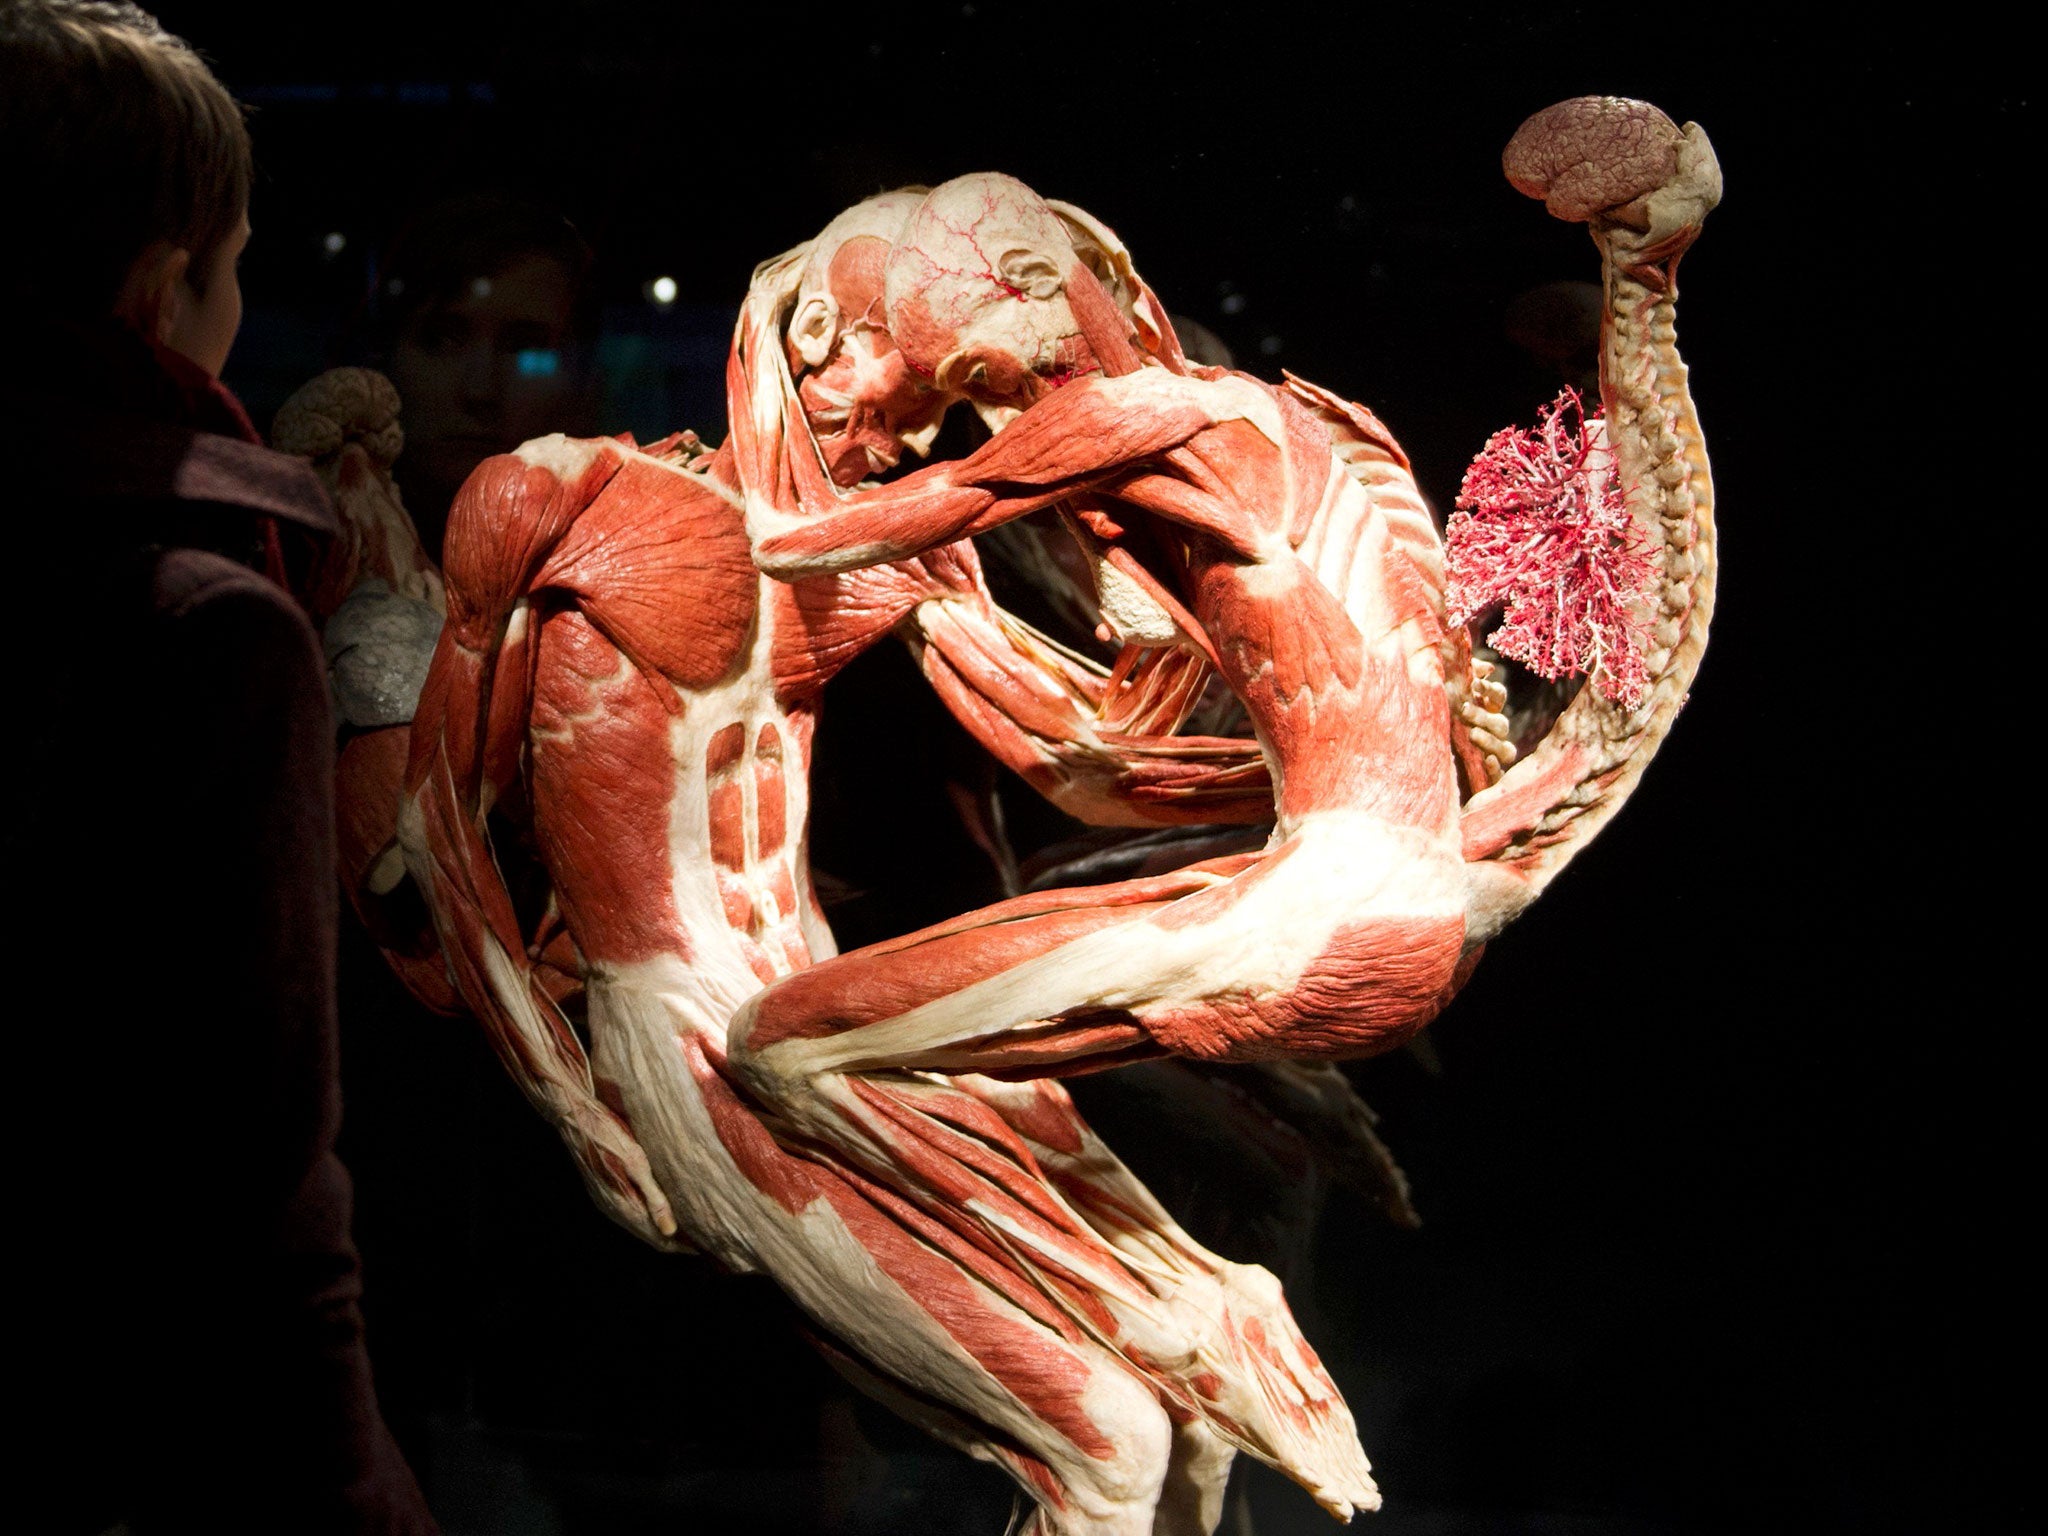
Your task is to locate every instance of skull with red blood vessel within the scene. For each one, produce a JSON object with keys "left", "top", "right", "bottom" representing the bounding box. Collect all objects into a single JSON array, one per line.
[{"left": 881, "top": 173, "right": 1164, "bottom": 420}]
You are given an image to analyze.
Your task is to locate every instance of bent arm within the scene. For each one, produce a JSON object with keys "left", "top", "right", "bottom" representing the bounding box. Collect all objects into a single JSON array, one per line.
[
  {"left": 399, "top": 448, "right": 683, "bottom": 1248},
  {"left": 745, "top": 372, "right": 1231, "bottom": 580},
  {"left": 906, "top": 592, "right": 1273, "bottom": 827}
]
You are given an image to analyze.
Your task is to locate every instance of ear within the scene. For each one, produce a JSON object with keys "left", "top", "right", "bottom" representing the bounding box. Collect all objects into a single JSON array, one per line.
[
  {"left": 113, "top": 240, "right": 193, "bottom": 343},
  {"left": 789, "top": 293, "right": 840, "bottom": 369},
  {"left": 997, "top": 247, "right": 1064, "bottom": 300}
]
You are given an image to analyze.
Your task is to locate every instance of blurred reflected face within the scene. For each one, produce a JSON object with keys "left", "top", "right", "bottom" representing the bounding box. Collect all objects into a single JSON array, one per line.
[
  {"left": 163, "top": 214, "right": 249, "bottom": 378},
  {"left": 388, "top": 253, "right": 585, "bottom": 536}
]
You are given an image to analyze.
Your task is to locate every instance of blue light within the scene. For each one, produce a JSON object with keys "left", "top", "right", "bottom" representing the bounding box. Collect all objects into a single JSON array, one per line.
[{"left": 516, "top": 349, "right": 561, "bottom": 379}]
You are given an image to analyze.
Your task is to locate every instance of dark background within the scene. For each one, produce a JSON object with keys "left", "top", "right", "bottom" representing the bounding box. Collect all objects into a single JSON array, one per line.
[{"left": 151, "top": 2, "right": 2011, "bottom": 1531}]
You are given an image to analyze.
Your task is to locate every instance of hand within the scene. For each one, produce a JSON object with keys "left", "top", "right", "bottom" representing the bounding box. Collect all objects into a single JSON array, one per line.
[{"left": 560, "top": 1098, "right": 690, "bottom": 1253}]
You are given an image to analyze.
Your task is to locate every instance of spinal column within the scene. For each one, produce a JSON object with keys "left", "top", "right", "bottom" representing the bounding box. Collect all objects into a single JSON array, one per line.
[{"left": 1461, "top": 95, "right": 1722, "bottom": 942}]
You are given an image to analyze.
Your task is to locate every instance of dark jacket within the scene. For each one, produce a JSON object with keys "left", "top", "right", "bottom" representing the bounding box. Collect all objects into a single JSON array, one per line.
[{"left": 11, "top": 321, "right": 438, "bottom": 1535}]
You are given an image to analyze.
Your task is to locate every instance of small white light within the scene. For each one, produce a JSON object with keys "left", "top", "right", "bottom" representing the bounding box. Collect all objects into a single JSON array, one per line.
[
  {"left": 1220, "top": 292, "right": 1247, "bottom": 316},
  {"left": 471, "top": 276, "right": 493, "bottom": 299},
  {"left": 321, "top": 231, "right": 346, "bottom": 256},
  {"left": 650, "top": 275, "right": 678, "bottom": 306},
  {"left": 1259, "top": 335, "right": 1284, "bottom": 356}
]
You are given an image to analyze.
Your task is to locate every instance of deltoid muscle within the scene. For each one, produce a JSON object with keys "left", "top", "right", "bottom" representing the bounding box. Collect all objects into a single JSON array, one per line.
[{"left": 297, "top": 95, "right": 1719, "bottom": 1535}]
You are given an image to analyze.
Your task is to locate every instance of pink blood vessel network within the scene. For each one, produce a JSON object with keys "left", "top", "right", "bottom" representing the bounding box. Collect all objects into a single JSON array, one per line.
[
  {"left": 1447, "top": 387, "right": 1660, "bottom": 708},
  {"left": 274, "top": 94, "right": 1720, "bottom": 1534}
]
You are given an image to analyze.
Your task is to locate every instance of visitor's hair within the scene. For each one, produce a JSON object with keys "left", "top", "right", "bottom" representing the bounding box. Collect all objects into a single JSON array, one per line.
[{"left": 0, "top": 0, "right": 251, "bottom": 318}]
